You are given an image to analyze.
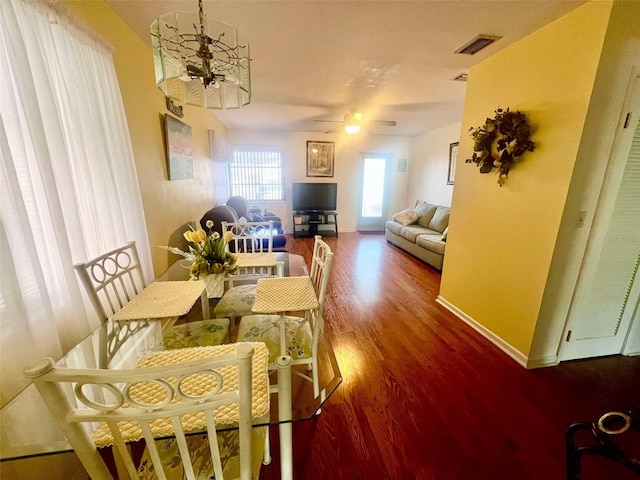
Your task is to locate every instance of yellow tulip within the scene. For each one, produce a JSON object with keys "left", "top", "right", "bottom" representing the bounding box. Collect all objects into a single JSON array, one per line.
[
  {"left": 183, "top": 230, "right": 194, "bottom": 243},
  {"left": 223, "top": 231, "right": 233, "bottom": 243},
  {"left": 193, "top": 229, "right": 207, "bottom": 243}
]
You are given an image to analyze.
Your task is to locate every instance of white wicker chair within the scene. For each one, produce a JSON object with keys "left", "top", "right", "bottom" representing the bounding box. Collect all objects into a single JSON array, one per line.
[
  {"left": 214, "top": 222, "right": 282, "bottom": 322},
  {"left": 236, "top": 235, "right": 333, "bottom": 398},
  {"left": 24, "top": 343, "right": 265, "bottom": 480},
  {"left": 74, "top": 242, "right": 230, "bottom": 351}
]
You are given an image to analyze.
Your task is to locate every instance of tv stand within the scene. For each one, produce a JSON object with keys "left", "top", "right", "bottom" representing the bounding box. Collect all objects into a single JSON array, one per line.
[{"left": 292, "top": 211, "right": 338, "bottom": 238}]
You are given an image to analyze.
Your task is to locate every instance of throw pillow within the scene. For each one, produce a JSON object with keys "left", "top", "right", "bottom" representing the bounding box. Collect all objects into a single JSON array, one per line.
[
  {"left": 392, "top": 209, "right": 420, "bottom": 226},
  {"left": 414, "top": 202, "right": 437, "bottom": 228},
  {"left": 441, "top": 227, "right": 449, "bottom": 241},
  {"left": 428, "top": 206, "right": 450, "bottom": 233}
]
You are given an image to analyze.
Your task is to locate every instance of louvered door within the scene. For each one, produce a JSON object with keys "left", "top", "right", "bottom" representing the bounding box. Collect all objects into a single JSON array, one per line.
[{"left": 561, "top": 73, "right": 640, "bottom": 360}]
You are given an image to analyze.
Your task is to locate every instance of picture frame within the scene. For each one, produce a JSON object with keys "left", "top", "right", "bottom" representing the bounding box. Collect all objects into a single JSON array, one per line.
[
  {"left": 448, "top": 142, "right": 459, "bottom": 185},
  {"left": 306, "top": 141, "right": 335, "bottom": 177},
  {"left": 165, "top": 115, "right": 194, "bottom": 180}
]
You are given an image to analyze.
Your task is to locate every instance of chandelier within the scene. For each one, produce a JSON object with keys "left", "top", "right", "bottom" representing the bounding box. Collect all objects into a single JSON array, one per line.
[{"left": 150, "top": 0, "right": 251, "bottom": 109}]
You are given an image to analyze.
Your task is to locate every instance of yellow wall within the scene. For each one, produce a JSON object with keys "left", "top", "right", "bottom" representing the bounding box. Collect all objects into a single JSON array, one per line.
[
  {"left": 65, "top": 0, "right": 226, "bottom": 276},
  {"left": 439, "top": 1, "right": 613, "bottom": 356}
]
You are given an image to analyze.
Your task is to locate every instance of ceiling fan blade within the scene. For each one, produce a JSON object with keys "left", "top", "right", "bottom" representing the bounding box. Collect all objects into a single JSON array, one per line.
[
  {"left": 368, "top": 120, "right": 397, "bottom": 126},
  {"left": 324, "top": 125, "right": 344, "bottom": 134},
  {"left": 314, "top": 119, "right": 342, "bottom": 123}
]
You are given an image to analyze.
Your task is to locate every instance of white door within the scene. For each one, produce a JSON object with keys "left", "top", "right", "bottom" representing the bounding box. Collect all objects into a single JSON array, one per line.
[
  {"left": 560, "top": 72, "right": 640, "bottom": 360},
  {"left": 356, "top": 153, "right": 390, "bottom": 232}
]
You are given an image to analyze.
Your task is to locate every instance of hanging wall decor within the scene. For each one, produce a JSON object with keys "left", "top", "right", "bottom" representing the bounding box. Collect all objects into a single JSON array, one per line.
[
  {"left": 165, "top": 115, "right": 194, "bottom": 180},
  {"left": 465, "top": 108, "right": 535, "bottom": 186},
  {"left": 306, "top": 141, "right": 335, "bottom": 177}
]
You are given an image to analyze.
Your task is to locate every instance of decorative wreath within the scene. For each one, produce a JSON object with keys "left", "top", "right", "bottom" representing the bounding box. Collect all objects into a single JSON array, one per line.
[{"left": 465, "top": 108, "right": 535, "bottom": 186}]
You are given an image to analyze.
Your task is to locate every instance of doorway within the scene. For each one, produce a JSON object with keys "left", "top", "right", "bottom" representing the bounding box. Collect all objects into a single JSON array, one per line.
[
  {"left": 357, "top": 153, "right": 391, "bottom": 232},
  {"left": 560, "top": 71, "right": 640, "bottom": 360}
]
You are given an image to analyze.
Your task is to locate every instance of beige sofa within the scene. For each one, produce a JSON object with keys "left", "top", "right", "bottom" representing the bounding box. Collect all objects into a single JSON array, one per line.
[{"left": 385, "top": 202, "right": 450, "bottom": 270}]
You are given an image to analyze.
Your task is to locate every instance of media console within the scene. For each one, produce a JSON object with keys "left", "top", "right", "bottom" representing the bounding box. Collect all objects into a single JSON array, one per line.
[{"left": 292, "top": 211, "right": 338, "bottom": 238}]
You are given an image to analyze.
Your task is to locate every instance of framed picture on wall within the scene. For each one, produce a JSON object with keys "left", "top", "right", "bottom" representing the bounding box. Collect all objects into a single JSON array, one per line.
[
  {"left": 448, "top": 142, "right": 459, "bottom": 185},
  {"left": 306, "top": 140, "right": 334, "bottom": 177},
  {"left": 165, "top": 115, "right": 194, "bottom": 180}
]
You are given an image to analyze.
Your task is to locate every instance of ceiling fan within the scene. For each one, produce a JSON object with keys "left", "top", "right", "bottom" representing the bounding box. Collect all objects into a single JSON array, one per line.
[{"left": 314, "top": 108, "right": 397, "bottom": 134}]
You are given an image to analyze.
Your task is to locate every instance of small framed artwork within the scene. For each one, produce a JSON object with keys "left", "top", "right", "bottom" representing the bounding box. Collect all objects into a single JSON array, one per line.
[
  {"left": 306, "top": 141, "right": 334, "bottom": 177},
  {"left": 448, "top": 142, "right": 459, "bottom": 185},
  {"left": 165, "top": 115, "right": 193, "bottom": 180}
]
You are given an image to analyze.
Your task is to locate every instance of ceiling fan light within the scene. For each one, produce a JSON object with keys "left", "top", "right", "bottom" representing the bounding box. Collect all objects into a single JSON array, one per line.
[{"left": 345, "top": 124, "right": 361, "bottom": 134}]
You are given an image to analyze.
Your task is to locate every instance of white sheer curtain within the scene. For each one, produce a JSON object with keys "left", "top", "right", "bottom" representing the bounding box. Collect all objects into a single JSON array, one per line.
[
  {"left": 0, "top": 0, "right": 153, "bottom": 406},
  {"left": 209, "top": 130, "right": 231, "bottom": 203}
]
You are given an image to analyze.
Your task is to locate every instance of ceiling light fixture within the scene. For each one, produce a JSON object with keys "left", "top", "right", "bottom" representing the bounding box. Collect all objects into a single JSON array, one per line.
[
  {"left": 344, "top": 111, "right": 363, "bottom": 134},
  {"left": 150, "top": 0, "right": 251, "bottom": 109}
]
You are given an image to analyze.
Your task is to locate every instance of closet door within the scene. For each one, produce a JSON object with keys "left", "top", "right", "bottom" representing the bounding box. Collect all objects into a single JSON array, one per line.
[{"left": 561, "top": 73, "right": 640, "bottom": 360}]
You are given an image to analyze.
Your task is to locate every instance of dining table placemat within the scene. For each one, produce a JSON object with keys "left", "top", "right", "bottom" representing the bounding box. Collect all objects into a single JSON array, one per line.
[
  {"left": 252, "top": 276, "right": 319, "bottom": 313},
  {"left": 236, "top": 252, "right": 277, "bottom": 268},
  {"left": 92, "top": 342, "right": 270, "bottom": 447},
  {"left": 112, "top": 281, "right": 205, "bottom": 321}
]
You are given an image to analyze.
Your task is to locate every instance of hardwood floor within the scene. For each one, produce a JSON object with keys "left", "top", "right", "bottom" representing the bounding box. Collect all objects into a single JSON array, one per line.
[{"left": 260, "top": 232, "right": 640, "bottom": 480}]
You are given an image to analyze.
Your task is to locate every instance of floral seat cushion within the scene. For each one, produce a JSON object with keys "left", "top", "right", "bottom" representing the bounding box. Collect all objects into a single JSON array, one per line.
[
  {"left": 214, "top": 284, "right": 258, "bottom": 317},
  {"left": 163, "top": 318, "right": 230, "bottom": 349},
  {"left": 137, "top": 426, "right": 267, "bottom": 479},
  {"left": 236, "top": 315, "right": 313, "bottom": 363}
]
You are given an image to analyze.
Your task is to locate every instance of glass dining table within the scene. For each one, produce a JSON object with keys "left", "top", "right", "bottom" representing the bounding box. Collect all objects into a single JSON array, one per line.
[{"left": 0, "top": 253, "right": 342, "bottom": 480}]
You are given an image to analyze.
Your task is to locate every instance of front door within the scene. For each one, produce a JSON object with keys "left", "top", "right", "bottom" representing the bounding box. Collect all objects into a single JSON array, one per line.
[
  {"left": 560, "top": 72, "right": 640, "bottom": 360},
  {"left": 356, "top": 153, "right": 390, "bottom": 232}
]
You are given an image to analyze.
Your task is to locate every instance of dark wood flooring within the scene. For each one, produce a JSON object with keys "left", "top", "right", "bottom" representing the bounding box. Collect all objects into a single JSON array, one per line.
[{"left": 260, "top": 232, "right": 640, "bottom": 480}]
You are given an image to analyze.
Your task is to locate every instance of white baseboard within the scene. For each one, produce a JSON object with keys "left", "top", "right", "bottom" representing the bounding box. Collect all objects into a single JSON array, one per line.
[
  {"left": 526, "top": 355, "right": 560, "bottom": 369},
  {"left": 436, "top": 295, "right": 529, "bottom": 368}
]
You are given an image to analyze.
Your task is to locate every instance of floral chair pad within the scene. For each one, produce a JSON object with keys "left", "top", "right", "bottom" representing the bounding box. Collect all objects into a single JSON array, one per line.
[
  {"left": 214, "top": 285, "right": 257, "bottom": 317},
  {"left": 137, "top": 426, "right": 267, "bottom": 480},
  {"left": 163, "top": 318, "right": 230, "bottom": 349},
  {"left": 236, "top": 315, "right": 312, "bottom": 363}
]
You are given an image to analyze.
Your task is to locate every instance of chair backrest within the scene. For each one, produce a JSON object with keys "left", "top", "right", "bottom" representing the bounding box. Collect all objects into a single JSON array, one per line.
[
  {"left": 24, "top": 343, "right": 258, "bottom": 480},
  {"left": 222, "top": 221, "right": 274, "bottom": 253},
  {"left": 310, "top": 235, "right": 334, "bottom": 317},
  {"left": 74, "top": 241, "right": 146, "bottom": 322}
]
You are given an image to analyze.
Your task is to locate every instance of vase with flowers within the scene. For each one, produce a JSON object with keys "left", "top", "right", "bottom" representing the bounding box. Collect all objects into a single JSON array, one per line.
[{"left": 163, "top": 221, "right": 238, "bottom": 298}]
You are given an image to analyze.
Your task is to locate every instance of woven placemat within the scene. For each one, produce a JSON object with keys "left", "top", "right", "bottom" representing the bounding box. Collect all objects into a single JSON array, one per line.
[
  {"left": 252, "top": 276, "right": 318, "bottom": 313},
  {"left": 112, "top": 281, "right": 205, "bottom": 321},
  {"left": 236, "top": 252, "right": 277, "bottom": 268},
  {"left": 92, "top": 342, "right": 270, "bottom": 447}
]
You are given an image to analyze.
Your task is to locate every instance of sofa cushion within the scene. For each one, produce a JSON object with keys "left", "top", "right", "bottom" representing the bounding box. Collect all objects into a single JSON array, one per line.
[
  {"left": 385, "top": 220, "right": 404, "bottom": 236},
  {"left": 399, "top": 225, "right": 439, "bottom": 243},
  {"left": 392, "top": 209, "right": 420, "bottom": 226},
  {"left": 427, "top": 206, "right": 450, "bottom": 233},
  {"left": 415, "top": 202, "right": 438, "bottom": 228},
  {"left": 416, "top": 234, "right": 446, "bottom": 255}
]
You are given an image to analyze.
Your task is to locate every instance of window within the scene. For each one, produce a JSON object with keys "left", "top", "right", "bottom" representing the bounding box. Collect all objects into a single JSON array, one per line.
[{"left": 228, "top": 146, "right": 285, "bottom": 201}]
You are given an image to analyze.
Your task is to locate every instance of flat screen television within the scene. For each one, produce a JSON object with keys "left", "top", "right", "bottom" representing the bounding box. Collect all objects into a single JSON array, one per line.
[{"left": 292, "top": 182, "right": 337, "bottom": 212}]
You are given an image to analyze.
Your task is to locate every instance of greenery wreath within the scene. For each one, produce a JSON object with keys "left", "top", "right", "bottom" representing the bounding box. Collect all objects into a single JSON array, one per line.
[{"left": 465, "top": 108, "right": 535, "bottom": 186}]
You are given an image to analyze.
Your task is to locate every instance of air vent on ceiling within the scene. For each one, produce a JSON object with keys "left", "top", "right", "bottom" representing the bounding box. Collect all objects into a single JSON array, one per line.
[
  {"left": 454, "top": 35, "right": 502, "bottom": 55},
  {"left": 451, "top": 73, "right": 468, "bottom": 82}
]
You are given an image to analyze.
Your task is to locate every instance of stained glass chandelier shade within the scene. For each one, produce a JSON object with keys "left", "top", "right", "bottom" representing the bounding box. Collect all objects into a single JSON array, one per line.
[{"left": 150, "top": 0, "right": 251, "bottom": 109}]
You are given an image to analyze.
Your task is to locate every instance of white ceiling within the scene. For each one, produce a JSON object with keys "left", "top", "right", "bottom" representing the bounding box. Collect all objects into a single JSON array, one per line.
[{"left": 106, "top": 0, "right": 585, "bottom": 136}]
